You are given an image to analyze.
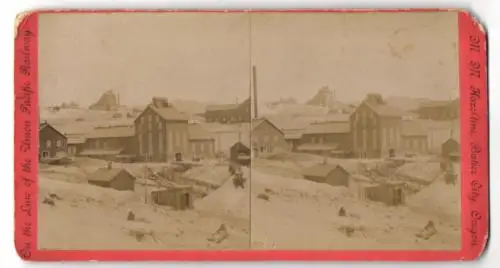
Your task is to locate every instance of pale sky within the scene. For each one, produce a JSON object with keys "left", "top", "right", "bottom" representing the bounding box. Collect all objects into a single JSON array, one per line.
[{"left": 39, "top": 12, "right": 458, "bottom": 107}]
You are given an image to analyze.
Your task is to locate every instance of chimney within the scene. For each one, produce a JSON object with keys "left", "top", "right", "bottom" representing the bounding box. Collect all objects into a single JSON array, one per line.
[
  {"left": 107, "top": 161, "right": 113, "bottom": 170},
  {"left": 252, "top": 65, "right": 258, "bottom": 119},
  {"left": 365, "top": 93, "right": 384, "bottom": 105},
  {"left": 152, "top": 97, "right": 169, "bottom": 108}
]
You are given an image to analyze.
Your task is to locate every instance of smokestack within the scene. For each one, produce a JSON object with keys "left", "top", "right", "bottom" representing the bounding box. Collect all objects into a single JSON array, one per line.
[{"left": 252, "top": 66, "right": 258, "bottom": 119}]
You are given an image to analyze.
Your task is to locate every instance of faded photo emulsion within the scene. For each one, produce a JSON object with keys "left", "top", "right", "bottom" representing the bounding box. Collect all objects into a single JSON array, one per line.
[{"left": 37, "top": 11, "right": 460, "bottom": 251}]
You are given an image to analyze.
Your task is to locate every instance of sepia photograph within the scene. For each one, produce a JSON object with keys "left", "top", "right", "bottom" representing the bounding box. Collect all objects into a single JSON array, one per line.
[
  {"left": 248, "top": 12, "right": 461, "bottom": 250},
  {"left": 37, "top": 13, "right": 252, "bottom": 250},
  {"left": 37, "top": 11, "right": 460, "bottom": 251}
]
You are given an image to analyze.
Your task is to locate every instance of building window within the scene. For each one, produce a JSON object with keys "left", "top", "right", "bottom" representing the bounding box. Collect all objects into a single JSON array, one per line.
[
  {"left": 158, "top": 133, "right": 163, "bottom": 154},
  {"left": 148, "top": 133, "right": 153, "bottom": 155},
  {"left": 318, "top": 137, "right": 324, "bottom": 144},
  {"left": 46, "top": 140, "right": 52, "bottom": 148},
  {"left": 41, "top": 151, "right": 49, "bottom": 159},
  {"left": 372, "top": 129, "right": 377, "bottom": 150},
  {"left": 56, "top": 140, "right": 62, "bottom": 148},
  {"left": 102, "top": 140, "right": 108, "bottom": 149},
  {"left": 311, "top": 137, "right": 316, "bottom": 144},
  {"left": 362, "top": 129, "right": 367, "bottom": 151}
]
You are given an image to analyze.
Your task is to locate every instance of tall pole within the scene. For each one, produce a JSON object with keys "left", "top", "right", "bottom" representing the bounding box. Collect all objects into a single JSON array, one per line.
[{"left": 252, "top": 65, "right": 258, "bottom": 119}]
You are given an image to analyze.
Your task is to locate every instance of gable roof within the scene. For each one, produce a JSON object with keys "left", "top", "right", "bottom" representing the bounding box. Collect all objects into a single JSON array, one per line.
[
  {"left": 135, "top": 104, "right": 189, "bottom": 123},
  {"left": 188, "top": 124, "right": 214, "bottom": 141},
  {"left": 359, "top": 101, "right": 409, "bottom": 118},
  {"left": 251, "top": 117, "right": 284, "bottom": 134},
  {"left": 206, "top": 98, "right": 249, "bottom": 112},
  {"left": 303, "top": 163, "right": 347, "bottom": 178},
  {"left": 303, "top": 121, "right": 350, "bottom": 135},
  {"left": 265, "top": 115, "right": 312, "bottom": 131},
  {"left": 39, "top": 122, "right": 67, "bottom": 139},
  {"left": 88, "top": 167, "right": 136, "bottom": 182}
]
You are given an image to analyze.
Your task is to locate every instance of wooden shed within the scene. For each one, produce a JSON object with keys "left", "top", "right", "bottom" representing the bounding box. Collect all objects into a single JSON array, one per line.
[
  {"left": 87, "top": 163, "right": 136, "bottom": 191},
  {"left": 441, "top": 138, "right": 460, "bottom": 162},
  {"left": 302, "top": 163, "right": 350, "bottom": 187},
  {"left": 230, "top": 141, "right": 251, "bottom": 166},
  {"left": 365, "top": 181, "right": 405, "bottom": 206},
  {"left": 150, "top": 185, "right": 193, "bottom": 210}
]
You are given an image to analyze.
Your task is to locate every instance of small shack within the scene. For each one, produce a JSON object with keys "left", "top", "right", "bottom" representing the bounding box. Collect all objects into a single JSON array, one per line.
[
  {"left": 87, "top": 163, "right": 136, "bottom": 191},
  {"left": 441, "top": 138, "right": 460, "bottom": 162},
  {"left": 150, "top": 185, "right": 193, "bottom": 210},
  {"left": 302, "top": 163, "right": 350, "bottom": 187},
  {"left": 365, "top": 181, "right": 405, "bottom": 206},
  {"left": 230, "top": 141, "right": 251, "bottom": 166}
]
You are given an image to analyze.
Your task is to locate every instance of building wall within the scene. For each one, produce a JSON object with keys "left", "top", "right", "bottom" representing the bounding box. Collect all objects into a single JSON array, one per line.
[
  {"left": 152, "top": 188, "right": 193, "bottom": 210},
  {"left": 418, "top": 105, "right": 458, "bottom": 121},
  {"left": 401, "top": 136, "right": 428, "bottom": 154},
  {"left": 39, "top": 126, "right": 67, "bottom": 158},
  {"left": 252, "top": 120, "right": 288, "bottom": 154},
  {"left": 300, "top": 133, "right": 351, "bottom": 151},
  {"left": 189, "top": 139, "right": 215, "bottom": 158},
  {"left": 136, "top": 107, "right": 190, "bottom": 161},
  {"left": 350, "top": 103, "right": 381, "bottom": 158},
  {"left": 205, "top": 100, "right": 251, "bottom": 124}
]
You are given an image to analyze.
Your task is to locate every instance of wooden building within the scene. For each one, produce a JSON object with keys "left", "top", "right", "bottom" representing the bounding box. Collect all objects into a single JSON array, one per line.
[
  {"left": 416, "top": 99, "right": 459, "bottom": 121},
  {"left": 400, "top": 121, "right": 428, "bottom": 155},
  {"left": 204, "top": 98, "right": 251, "bottom": 124},
  {"left": 87, "top": 163, "right": 136, "bottom": 191},
  {"left": 188, "top": 123, "right": 215, "bottom": 159},
  {"left": 79, "top": 125, "right": 137, "bottom": 161},
  {"left": 298, "top": 118, "right": 351, "bottom": 157},
  {"left": 66, "top": 134, "right": 86, "bottom": 156},
  {"left": 230, "top": 141, "right": 251, "bottom": 166},
  {"left": 251, "top": 117, "right": 288, "bottom": 156},
  {"left": 134, "top": 97, "right": 190, "bottom": 162},
  {"left": 150, "top": 185, "right": 193, "bottom": 210},
  {"left": 39, "top": 122, "right": 68, "bottom": 159},
  {"left": 302, "top": 163, "right": 350, "bottom": 187},
  {"left": 350, "top": 94, "right": 406, "bottom": 158},
  {"left": 364, "top": 181, "right": 405, "bottom": 206}
]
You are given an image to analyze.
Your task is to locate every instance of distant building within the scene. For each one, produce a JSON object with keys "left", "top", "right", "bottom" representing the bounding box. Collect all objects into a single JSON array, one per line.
[
  {"left": 134, "top": 97, "right": 190, "bottom": 162},
  {"left": 89, "top": 90, "right": 120, "bottom": 111},
  {"left": 416, "top": 99, "right": 459, "bottom": 121},
  {"left": 298, "top": 117, "right": 351, "bottom": 158},
  {"left": 302, "top": 163, "right": 350, "bottom": 187},
  {"left": 363, "top": 181, "right": 405, "bottom": 206},
  {"left": 87, "top": 163, "right": 136, "bottom": 191},
  {"left": 79, "top": 125, "right": 137, "bottom": 161},
  {"left": 251, "top": 117, "right": 288, "bottom": 156},
  {"left": 230, "top": 141, "right": 251, "bottom": 166},
  {"left": 400, "top": 121, "right": 428, "bottom": 155},
  {"left": 188, "top": 123, "right": 215, "bottom": 159},
  {"left": 39, "top": 122, "right": 67, "bottom": 159},
  {"left": 204, "top": 98, "right": 250, "bottom": 124},
  {"left": 350, "top": 94, "right": 407, "bottom": 158}
]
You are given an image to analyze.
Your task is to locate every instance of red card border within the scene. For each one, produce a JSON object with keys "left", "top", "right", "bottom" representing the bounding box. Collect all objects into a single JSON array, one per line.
[{"left": 14, "top": 9, "right": 489, "bottom": 261}]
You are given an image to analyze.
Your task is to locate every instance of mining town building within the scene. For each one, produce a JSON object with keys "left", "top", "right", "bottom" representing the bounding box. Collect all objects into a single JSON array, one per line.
[
  {"left": 251, "top": 117, "right": 288, "bottom": 156},
  {"left": 350, "top": 94, "right": 407, "bottom": 158},
  {"left": 39, "top": 122, "right": 68, "bottom": 159},
  {"left": 134, "top": 97, "right": 191, "bottom": 162},
  {"left": 87, "top": 163, "right": 136, "bottom": 191},
  {"left": 204, "top": 98, "right": 251, "bottom": 124}
]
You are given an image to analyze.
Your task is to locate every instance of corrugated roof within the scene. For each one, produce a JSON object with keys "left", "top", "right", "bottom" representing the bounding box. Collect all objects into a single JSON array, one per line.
[
  {"left": 188, "top": 124, "right": 214, "bottom": 141},
  {"left": 401, "top": 121, "right": 428, "bottom": 137},
  {"left": 303, "top": 163, "right": 344, "bottom": 178},
  {"left": 303, "top": 121, "right": 350, "bottom": 135},
  {"left": 86, "top": 126, "right": 135, "bottom": 139},
  {"left": 88, "top": 167, "right": 136, "bottom": 182}
]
